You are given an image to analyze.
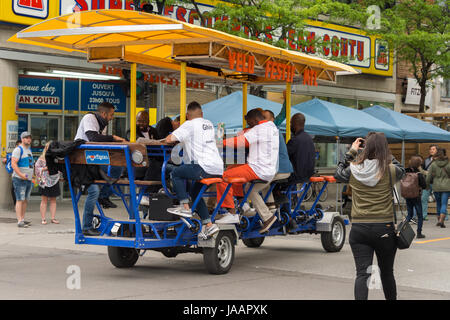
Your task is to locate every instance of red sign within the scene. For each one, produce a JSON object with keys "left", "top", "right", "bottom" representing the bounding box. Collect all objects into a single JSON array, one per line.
[
  {"left": 99, "top": 65, "right": 205, "bottom": 89},
  {"left": 303, "top": 69, "right": 318, "bottom": 86},
  {"left": 265, "top": 61, "right": 295, "bottom": 83},
  {"left": 228, "top": 51, "right": 255, "bottom": 74}
]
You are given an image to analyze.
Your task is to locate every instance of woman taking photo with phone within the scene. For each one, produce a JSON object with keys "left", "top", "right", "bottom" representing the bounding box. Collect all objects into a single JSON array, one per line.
[{"left": 335, "top": 132, "right": 405, "bottom": 300}]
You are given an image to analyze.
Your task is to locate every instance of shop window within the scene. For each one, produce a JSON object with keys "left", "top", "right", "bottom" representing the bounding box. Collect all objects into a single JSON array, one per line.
[
  {"left": 113, "top": 117, "right": 127, "bottom": 140},
  {"left": 441, "top": 79, "right": 450, "bottom": 99},
  {"left": 64, "top": 117, "right": 79, "bottom": 140},
  {"left": 357, "top": 100, "right": 394, "bottom": 110},
  {"left": 316, "top": 96, "right": 358, "bottom": 109}
]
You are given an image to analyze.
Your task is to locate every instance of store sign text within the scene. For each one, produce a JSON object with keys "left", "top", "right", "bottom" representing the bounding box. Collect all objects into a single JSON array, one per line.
[
  {"left": 228, "top": 51, "right": 255, "bottom": 74},
  {"left": 265, "top": 61, "right": 295, "bottom": 83},
  {"left": 18, "top": 95, "right": 59, "bottom": 106}
]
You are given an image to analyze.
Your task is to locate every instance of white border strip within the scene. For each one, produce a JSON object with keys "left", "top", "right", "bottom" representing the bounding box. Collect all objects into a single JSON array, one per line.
[{"left": 17, "top": 24, "right": 184, "bottom": 39}]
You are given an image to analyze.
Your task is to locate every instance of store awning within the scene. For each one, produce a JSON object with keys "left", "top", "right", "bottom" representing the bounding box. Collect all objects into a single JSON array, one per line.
[{"left": 9, "top": 9, "right": 357, "bottom": 84}]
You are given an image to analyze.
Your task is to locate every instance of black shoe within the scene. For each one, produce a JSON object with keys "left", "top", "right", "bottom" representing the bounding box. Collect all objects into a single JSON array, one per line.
[
  {"left": 273, "top": 192, "right": 289, "bottom": 205},
  {"left": 98, "top": 198, "right": 111, "bottom": 209},
  {"left": 105, "top": 198, "right": 118, "bottom": 208},
  {"left": 417, "top": 233, "right": 426, "bottom": 239},
  {"left": 441, "top": 223, "right": 446, "bottom": 228},
  {"left": 287, "top": 219, "right": 298, "bottom": 234},
  {"left": 82, "top": 229, "right": 100, "bottom": 236}
]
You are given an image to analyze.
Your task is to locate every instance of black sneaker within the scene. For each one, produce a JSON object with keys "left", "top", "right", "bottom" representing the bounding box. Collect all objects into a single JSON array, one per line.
[
  {"left": 441, "top": 223, "right": 446, "bottom": 228},
  {"left": 82, "top": 229, "right": 101, "bottom": 236},
  {"left": 104, "top": 198, "right": 117, "bottom": 208},
  {"left": 287, "top": 219, "right": 298, "bottom": 234},
  {"left": 417, "top": 233, "right": 426, "bottom": 239}
]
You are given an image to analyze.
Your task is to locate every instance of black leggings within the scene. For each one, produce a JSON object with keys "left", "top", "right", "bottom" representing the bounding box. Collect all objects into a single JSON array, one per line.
[{"left": 349, "top": 223, "right": 398, "bottom": 300}]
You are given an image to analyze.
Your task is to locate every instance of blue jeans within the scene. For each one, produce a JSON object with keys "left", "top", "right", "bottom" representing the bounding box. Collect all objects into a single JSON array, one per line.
[
  {"left": 82, "top": 184, "right": 100, "bottom": 231},
  {"left": 434, "top": 191, "right": 449, "bottom": 218},
  {"left": 405, "top": 197, "right": 423, "bottom": 234},
  {"left": 99, "top": 165, "right": 123, "bottom": 199},
  {"left": 170, "top": 164, "right": 216, "bottom": 224},
  {"left": 12, "top": 178, "right": 33, "bottom": 201},
  {"left": 421, "top": 188, "right": 431, "bottom": 219}
]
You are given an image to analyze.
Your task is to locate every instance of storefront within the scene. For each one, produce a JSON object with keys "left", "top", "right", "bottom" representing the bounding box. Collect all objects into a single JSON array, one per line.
[{"left": 0, "top": 0, "right": 397, "bottom": 207}]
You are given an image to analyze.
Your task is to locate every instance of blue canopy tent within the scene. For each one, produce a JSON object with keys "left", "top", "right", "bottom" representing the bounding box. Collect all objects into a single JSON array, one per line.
[
  {"left": 363, "top": 105, "right": 450, "bottom": 164},
  {"left": 202, "top": 91, "right": 336, "bottom": 136},
  {"left": 362, "top": 105, "right": 450, "bottom": 142},
  {"left": 290, "top": 99, "right": 404, "bottom": 141}
]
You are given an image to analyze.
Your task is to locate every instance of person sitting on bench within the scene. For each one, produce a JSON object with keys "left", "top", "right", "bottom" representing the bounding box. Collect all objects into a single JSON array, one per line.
[
  {"left": 74, "top": 102, "right": 126, "bottom": 236},
  {"left": 161, "top": 101, "right": 224, "bottom": 238},
  {"left": 216, "top": 108, "right": 280, "bottom": 233},
  {"left": 126, "top": 110, "right": 161, "bottom": 206},
  {"left": 261, "top": 109, "right": 294, "bottom": 211}
]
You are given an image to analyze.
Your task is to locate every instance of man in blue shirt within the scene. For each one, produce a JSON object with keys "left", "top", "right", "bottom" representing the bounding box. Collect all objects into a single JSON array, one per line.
[
  {"left": 262, "top": 109, "right": 293, "bottom": 211},
  {"left": 11, "top": 132, "right": 34, "bottom": 228}
]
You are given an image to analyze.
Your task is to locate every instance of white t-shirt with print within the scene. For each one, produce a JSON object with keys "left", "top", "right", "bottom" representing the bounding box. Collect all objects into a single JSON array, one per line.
[
  {"left": 172, "top": 118, "right": 224, "bottom": 176},
  {"left": 74, "top": 113, "right": 107, "bottom": 141},
  {"left": 244, "top": 121, "right": 280, "bottom": 182}
]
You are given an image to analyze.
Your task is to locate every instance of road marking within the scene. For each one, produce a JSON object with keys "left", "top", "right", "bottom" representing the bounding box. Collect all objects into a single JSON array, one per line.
[{"left": 415, "top": 237, "right": 450, "bottom": 244}]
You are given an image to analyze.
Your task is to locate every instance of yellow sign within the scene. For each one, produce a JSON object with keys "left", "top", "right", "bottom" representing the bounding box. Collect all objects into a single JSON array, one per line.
[
  {"left": 2, "top": 0, "right": 393, "bottom": 76},
  {"left": 0, "top": 1, "right": 59, "bottom": 26}
]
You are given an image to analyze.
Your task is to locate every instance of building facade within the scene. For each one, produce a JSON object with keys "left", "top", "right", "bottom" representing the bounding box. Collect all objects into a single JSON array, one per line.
[{"left": 2, "top": 0, "right": 443, "bottom": 208}]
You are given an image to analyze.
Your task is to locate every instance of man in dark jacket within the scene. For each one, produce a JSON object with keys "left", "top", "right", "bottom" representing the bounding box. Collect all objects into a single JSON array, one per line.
[
  {"left": 126, "top": 110, "right": 158, "bottom": 142},
  {"left": 287, "top": 113, "right": 316, "bottom": 184},
  {"left": 74, "top": 102, "right": 126, "bottom": 235}
]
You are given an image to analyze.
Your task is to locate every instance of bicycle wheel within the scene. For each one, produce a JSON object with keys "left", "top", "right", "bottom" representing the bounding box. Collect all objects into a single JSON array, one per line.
[
  {"left": 304, "top": 183, "right": 313, "bottom": 202},
  {"left": 318, "top": 182, "right": 328, "bottom": 202}
]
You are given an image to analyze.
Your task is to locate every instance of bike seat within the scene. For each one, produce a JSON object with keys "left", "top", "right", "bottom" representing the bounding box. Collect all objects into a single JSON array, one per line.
[
  {"left": 321, "top": 176, "right": 336, "bottom": 183},
  {"left": 310, "top": 176, "right": 325, "bottom": 182},
  {"left": 224, "top": 177, "right": 247, "bottom": 184},
  {"left": 199, "top": 178, "right": 223, "bottom": 185}
]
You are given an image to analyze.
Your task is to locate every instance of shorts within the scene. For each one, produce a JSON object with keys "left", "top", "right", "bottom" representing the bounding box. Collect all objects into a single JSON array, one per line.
[{"left": 12, "top": 177, "right": 33, "bottom": 201}]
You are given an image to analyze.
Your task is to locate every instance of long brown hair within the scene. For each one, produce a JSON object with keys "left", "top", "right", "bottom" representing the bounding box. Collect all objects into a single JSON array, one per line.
[{"left": 353, "top": 132, "right": 391, "bottom": 179}]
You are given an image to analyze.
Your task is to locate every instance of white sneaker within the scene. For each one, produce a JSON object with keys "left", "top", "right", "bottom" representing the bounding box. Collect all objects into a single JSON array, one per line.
[
  {"left": 167, "top": 207, "right": 193, "bottom": 218},
  {"left": 139, "top": 195, "right": 150, "bottom": 206},
  {"left": 242, "top": 203, "right": 256, "bottom": 217},
  {"left": 201, "top": 224, "right": 219, "bottom": 238},
  {"left": 216, "top": 212, "right": 240, "bottom": 224}
]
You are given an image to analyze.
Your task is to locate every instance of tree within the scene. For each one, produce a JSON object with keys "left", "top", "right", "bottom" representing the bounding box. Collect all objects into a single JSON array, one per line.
[{"left": 360, "top": 0, "right": 450, "bottom": 112}]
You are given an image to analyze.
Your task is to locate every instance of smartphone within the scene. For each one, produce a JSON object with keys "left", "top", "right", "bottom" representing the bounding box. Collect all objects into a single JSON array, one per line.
[{"left": 359, "top": 139, "right": 365, "bottom": 148}]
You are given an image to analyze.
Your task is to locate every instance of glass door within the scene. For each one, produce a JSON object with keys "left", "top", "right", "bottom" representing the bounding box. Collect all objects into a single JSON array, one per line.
[{"left": 29, "top": 116, "right": 61, "bottom": 196}]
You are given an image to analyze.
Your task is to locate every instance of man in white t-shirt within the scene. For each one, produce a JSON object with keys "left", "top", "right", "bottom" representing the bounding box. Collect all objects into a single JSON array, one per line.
[
  {"left": 216, "top": 109, "right": 280, "bottom": 233},
  {"left": 11, "top": 131, "right": 35, "bottom": 228},
  {"left": 161, "top": 101, "right": 224, "bottom": 238},
  {"left": 75, "top": 102, "right": 126, "bottom": 236}
]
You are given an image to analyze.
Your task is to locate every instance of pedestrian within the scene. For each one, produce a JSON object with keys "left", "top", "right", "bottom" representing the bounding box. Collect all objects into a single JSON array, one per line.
[
  {"left": 426, "top": 147, "right": 450, "bottom": 228},
  {"left": 74, "top": 101, "right": 126, "bottom": 236},
  {"left": 11, "top": 132, "right": 35, "bottom": 228},
  {"left": 335, "top": 132, "right": 405, "bottom": 300},
  {"left": 421, "top": 144, "right": 438, "bottom": 221},
  {"left": 2, "top": 139, "right": 21, "bottom": 207},
  {"left": 401, "top": 156, "right": 427, "bottom": 238},
  {"left": 34, "top": 142, "right": 61, "bottom": 225}
]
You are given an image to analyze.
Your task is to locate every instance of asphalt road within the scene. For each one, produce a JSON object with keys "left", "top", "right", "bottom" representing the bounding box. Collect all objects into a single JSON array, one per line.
[{"left": 1, "top": 200, "right": 450, "bottom": 301}]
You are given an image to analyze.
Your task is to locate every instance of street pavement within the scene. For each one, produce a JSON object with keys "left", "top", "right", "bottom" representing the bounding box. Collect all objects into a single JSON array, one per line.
[{"left": 1, "top": 198, "right": 450, "bottom": 300}]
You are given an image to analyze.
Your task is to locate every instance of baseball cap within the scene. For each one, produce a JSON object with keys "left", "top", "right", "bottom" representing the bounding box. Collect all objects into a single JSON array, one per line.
[{"left": 20, "top": 131, "right": 32, "bottom": 139}]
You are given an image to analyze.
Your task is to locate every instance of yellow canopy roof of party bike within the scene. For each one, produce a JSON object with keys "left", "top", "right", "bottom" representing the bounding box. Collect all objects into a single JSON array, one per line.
[{"left": 9, "top": 9, "right": 357, "bottom": 83}]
